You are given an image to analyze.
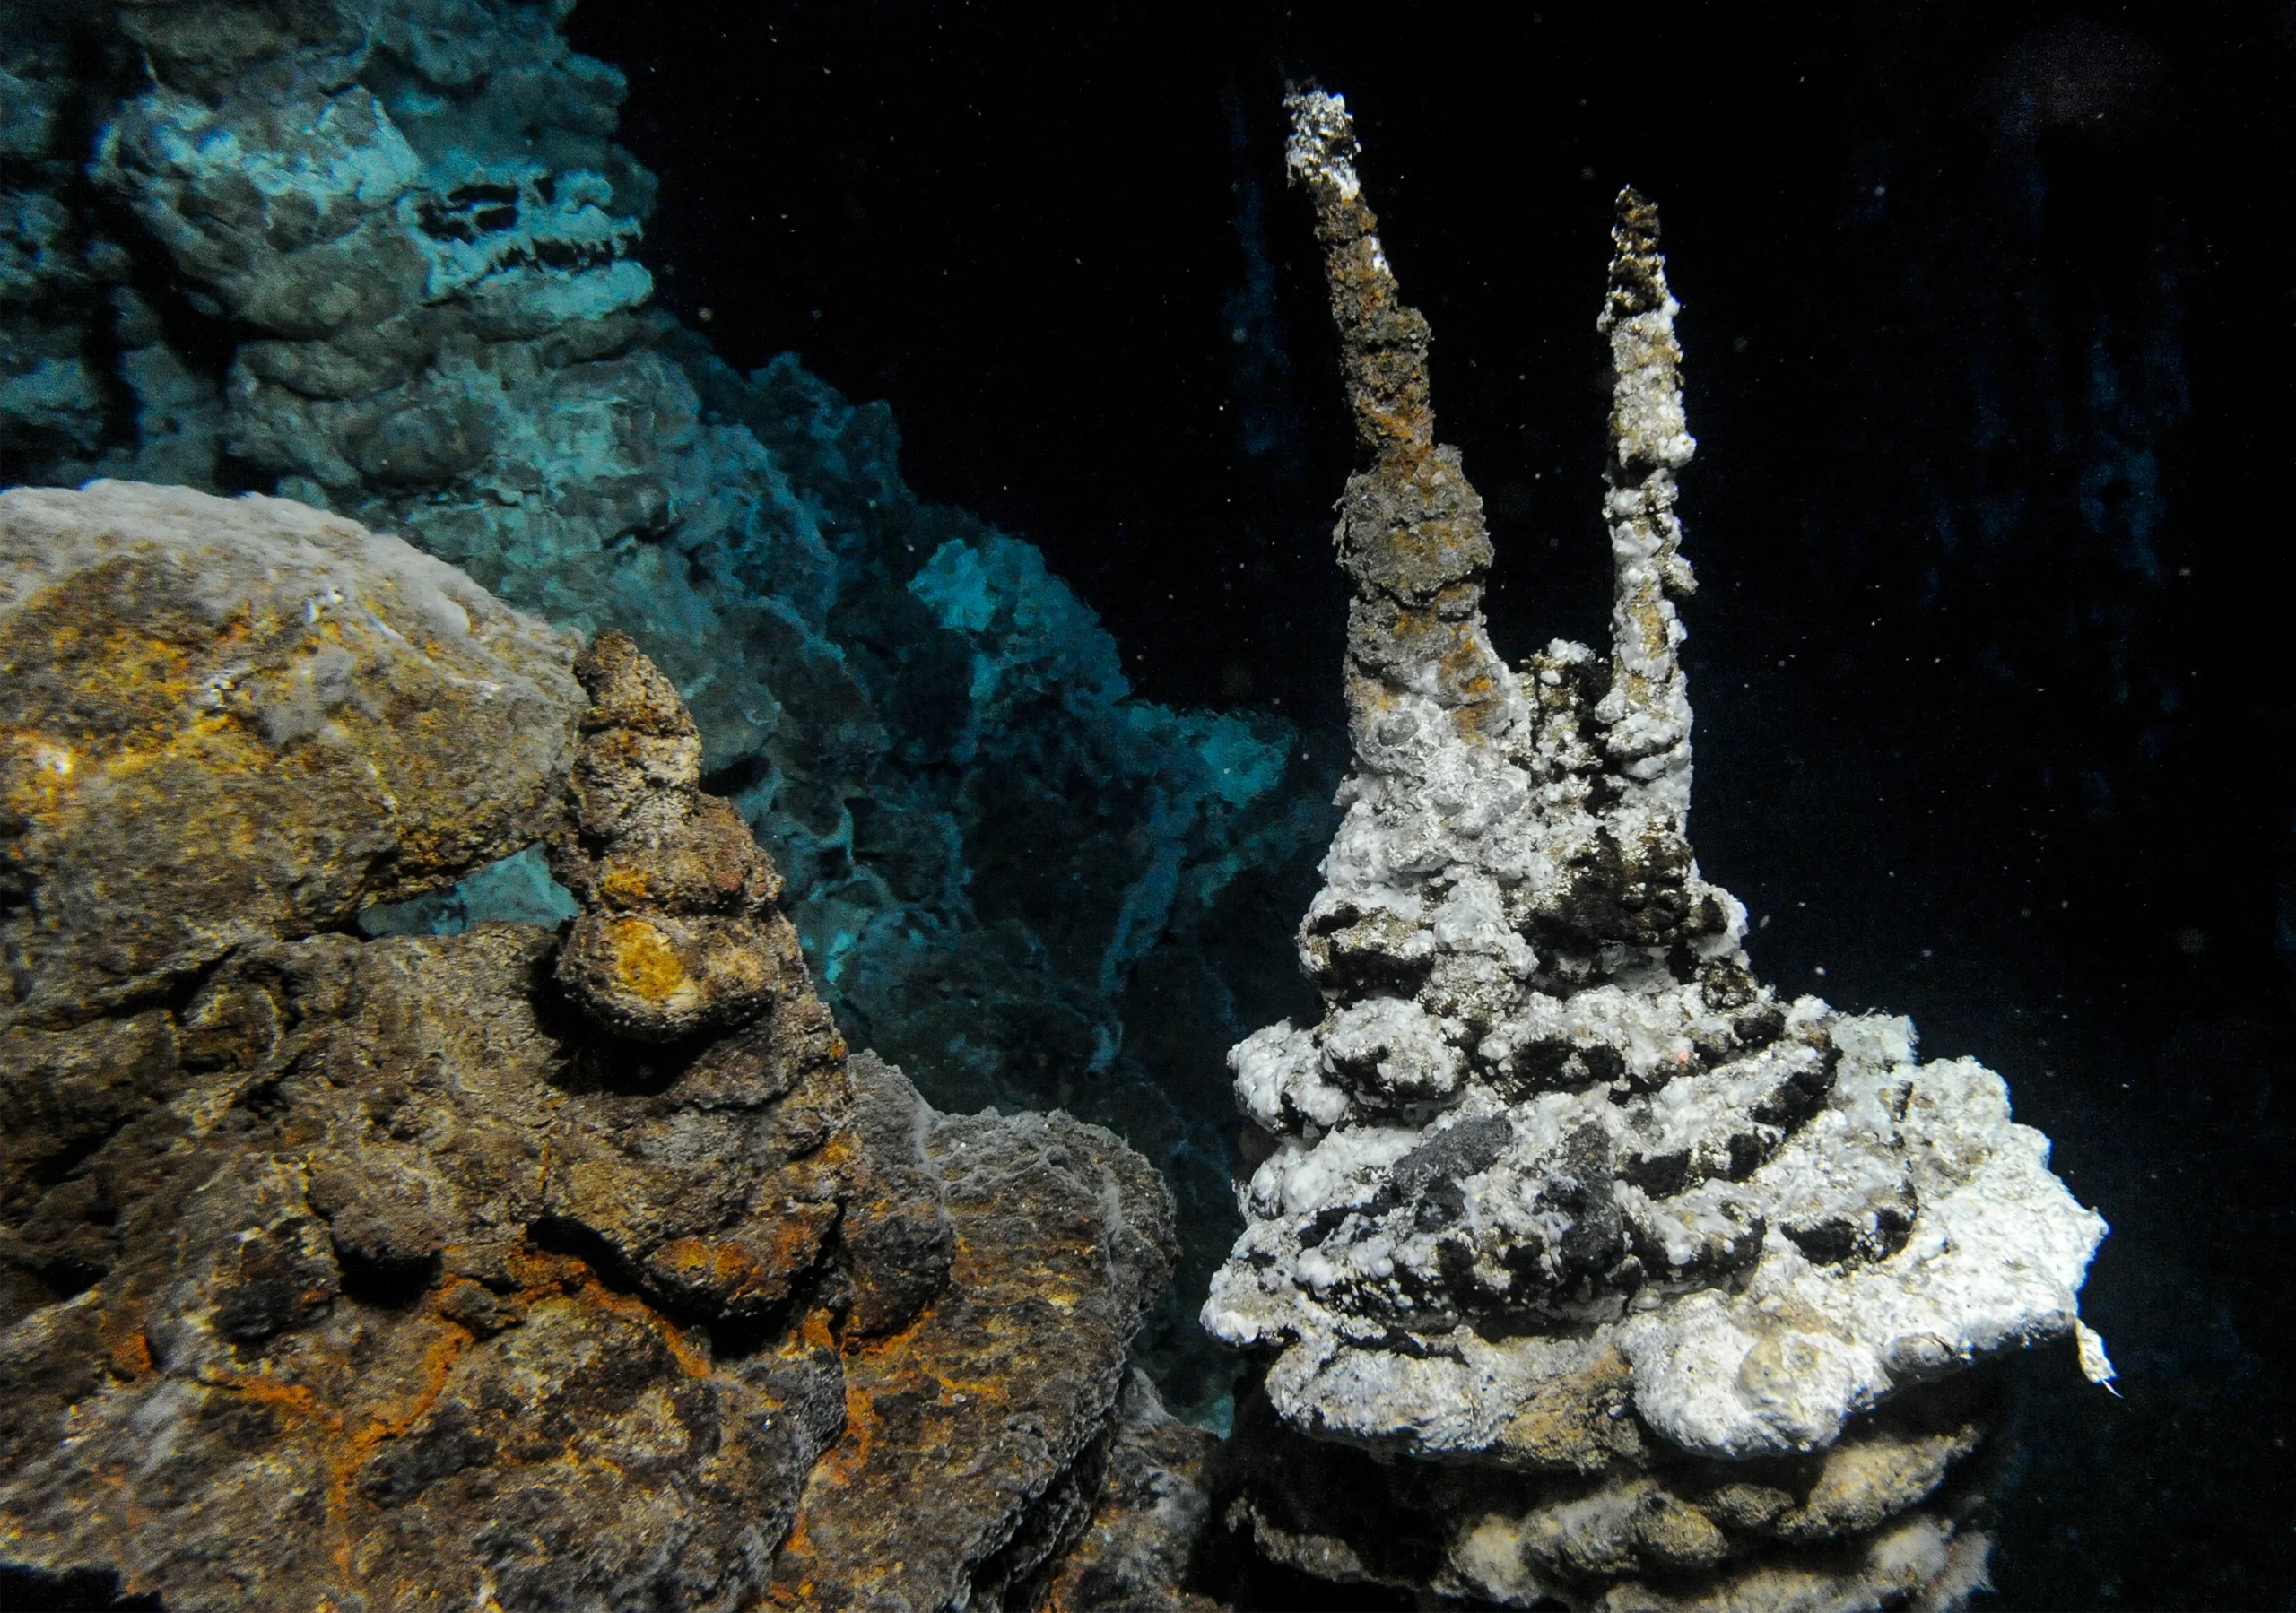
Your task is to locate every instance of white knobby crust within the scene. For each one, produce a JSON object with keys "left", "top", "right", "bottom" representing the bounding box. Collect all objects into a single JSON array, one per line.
[{"left": 1205, "top": 99, "right": 2109, "bottom": 1473}]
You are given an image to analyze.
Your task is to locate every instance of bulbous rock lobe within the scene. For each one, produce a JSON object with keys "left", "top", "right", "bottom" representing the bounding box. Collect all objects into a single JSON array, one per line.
[{"left": 0, "top": 479, "right": 586, "bottom": 1027}]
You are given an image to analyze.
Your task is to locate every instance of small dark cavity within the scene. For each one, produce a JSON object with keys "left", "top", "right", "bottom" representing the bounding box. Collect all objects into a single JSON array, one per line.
[
  {"left": 335, "top": 1246, "right": 441, "bottom": 1312},
  {"left": 0, "top": 1565, "right": 165, "bottom": 1610}
]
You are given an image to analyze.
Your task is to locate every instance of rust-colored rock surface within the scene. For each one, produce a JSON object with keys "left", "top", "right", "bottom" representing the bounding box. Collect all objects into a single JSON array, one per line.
[
  {"left": 549, "top": 630, "right": 798, "bottom": 1044},
  {"left": 0, "top": 480, "right": 587, "bottom": 1028},
  {"left": 0, "top": 490, "right": 1186, "bottom": 1612},
  {"left": 0, "top": 924, "right": 857, "bottom": 1610},
  {"left": 770, "top": 1106, "right": 1176, "bottom": 1612}
]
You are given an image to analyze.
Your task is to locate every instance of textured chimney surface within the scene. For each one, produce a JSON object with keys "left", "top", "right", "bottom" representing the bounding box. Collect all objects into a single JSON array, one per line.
[{"left": 1201, "top": 88, "right": 2111, "bottom": 1612}]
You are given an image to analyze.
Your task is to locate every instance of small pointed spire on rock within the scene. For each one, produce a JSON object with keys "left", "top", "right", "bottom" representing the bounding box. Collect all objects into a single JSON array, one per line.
[
  {"left": 550, "top": 629, "right": 803, "bottom": 1043},
  {"left": 1596, "top": 186, "right": 1700, "bottom": 826}
]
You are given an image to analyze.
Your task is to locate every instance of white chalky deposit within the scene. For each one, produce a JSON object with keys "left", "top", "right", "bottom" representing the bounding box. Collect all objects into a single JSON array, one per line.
[{"left": 1205, "top": 89, "right": 2109, "bottom": 1613}]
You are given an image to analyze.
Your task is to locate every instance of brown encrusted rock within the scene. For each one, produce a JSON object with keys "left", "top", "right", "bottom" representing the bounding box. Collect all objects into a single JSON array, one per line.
[
  {"left": 550, "top": 629, "right": 798, "bottom": 1042},
  {"left": 0, "top": 513, "right": 1196, "bottom": 1612},
  {"left": 769, "top": 1104, "right": 1178, "bottom": 1612},
  {"left": 1037, "top": 1370, "right": 1225, "bottom": 1613},
  {"left": 0, "top": 924, "right": 857, "bottom": 1612},
  {"left": 0, "top": 480, "right": 586, "bottom": 1027},
  {"left": 0, "top": 1011, "right": 181, "bottom": 1238},
  {"left": 1279, "top": 89, "right": 1516, "bottom": 749},
  {"left": 2, "top": 938, "right": 1182, "bottom": 1612},
  {"left": 838, "top": 1051, "right": 954, "bottom": 1338}
]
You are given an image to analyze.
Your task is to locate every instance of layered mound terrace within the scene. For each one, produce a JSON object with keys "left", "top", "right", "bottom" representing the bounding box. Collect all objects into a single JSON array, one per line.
[{"left": 1201, "top": 91, "right": 2110, "bottom": 1611}]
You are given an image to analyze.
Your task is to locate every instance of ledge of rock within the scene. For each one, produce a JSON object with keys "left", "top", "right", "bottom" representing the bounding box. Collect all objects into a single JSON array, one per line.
[
  {"left": 1036, "top": 1371, "right": 1225, "bottom": 1613},
  {"left": 0, "top": 480, "right": 587, "bottom": 1028},
  {"left": 0, "top": 485, "right": 1185, "bottom": 1612},
  {"left": 769, "top": 1087, "right": 1178, "bottom": 1612}
]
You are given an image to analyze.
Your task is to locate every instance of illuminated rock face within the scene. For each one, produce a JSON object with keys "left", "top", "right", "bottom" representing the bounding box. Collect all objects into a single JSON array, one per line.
[
  {"left": 1203, "top": 90, "right": 2110, "bottom": 1609},
  {"left": 0, "top": 480, "right": 587, "bottom": 1027},
  {"left": 0, "top": 485, "right": 1175, "bottom": 1612}
]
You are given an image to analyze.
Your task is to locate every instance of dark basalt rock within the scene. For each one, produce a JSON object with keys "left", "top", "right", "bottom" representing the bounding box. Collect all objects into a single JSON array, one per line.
[{"left": 1037, "top": 1371, "right": 1225, "bottom": 1613}]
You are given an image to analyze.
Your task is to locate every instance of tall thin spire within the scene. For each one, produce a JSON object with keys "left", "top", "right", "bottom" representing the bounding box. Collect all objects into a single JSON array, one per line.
[
  {"left": 1283, "top": 89, "right": 1523, "bottom": 755},
  {"left": 1595, "top": 187, "right": 1700, "bottom": 824}
]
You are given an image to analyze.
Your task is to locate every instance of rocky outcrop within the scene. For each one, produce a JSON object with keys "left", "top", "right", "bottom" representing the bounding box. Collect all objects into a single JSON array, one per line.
[
  {"left": 1036, "top": 1372, "right": 1224, "bottom": 1613},
  {"left": 0, "top": 480, "right": 585, "bottom": 1028},
  {"left": 770, "top": 1106, "right": 1177, "bottom": 1612},
  {"left": 1, "top": 918, "right": 857, "bottom": 1609},
  {"left": 0, "top": 0, "right": 1325, "bottom": 1414},
  {"left": 1196, "top": 91, "right": 2110, "bottom": 1611},
  {"left": 0, "top": 485, "right": 1179, "bottom": 1611}
]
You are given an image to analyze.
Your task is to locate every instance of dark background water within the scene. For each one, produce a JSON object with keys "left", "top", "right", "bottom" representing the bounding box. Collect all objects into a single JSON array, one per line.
[{"left": 565, "top": 3, "right": 2295, "bottom": 1605}]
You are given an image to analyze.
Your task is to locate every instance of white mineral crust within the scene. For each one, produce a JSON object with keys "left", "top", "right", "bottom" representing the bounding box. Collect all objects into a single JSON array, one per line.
[
  {"left": 1205, "top": 105, "right": 2109, "bottom": 1475},
  {"left": 1206, "top": 993, "right": 2108, "bottom": 1460}
]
